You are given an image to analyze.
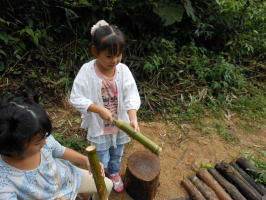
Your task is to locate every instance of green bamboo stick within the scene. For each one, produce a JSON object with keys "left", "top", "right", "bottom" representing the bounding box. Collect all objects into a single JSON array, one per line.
[
  {"left": 85, "top": 146, "right": 108, "bottom": 200},
  {"left": 113, "top": 119, "right": 162, "bottom": 155}
]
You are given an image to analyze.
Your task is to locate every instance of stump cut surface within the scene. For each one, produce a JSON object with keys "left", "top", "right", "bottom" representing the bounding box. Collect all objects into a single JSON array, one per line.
[{"left": 127, "top": 151, "right": 160, "bottom": 181}]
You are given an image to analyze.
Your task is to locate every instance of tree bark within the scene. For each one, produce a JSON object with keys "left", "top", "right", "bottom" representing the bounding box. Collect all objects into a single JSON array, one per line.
[
  {"left": 236, "top": 157, "right": 266, "bottom": 186},
  {"left": 216, "top": 162, "right": 262, "bottom": 200},
  {"left": 124, "top": 151, "right": 160, "bottom": 200},
  {"left": 230, "top": 162, "right": 266, "bottom": 195},
  {"left": 197, "top": 168, "right": 233, "bottom": 200},
  {"left": 85, "top": 146, "right": 108, "bottom": 200},
  {"left": 189, "top": 175, "right": 219, "bottom": 200},
  {"left": 114, "top": 119, "right": 162, "bottom": 155},
  {"left": 181, "top": 179, "right": 206, "bottom": 200},
  {"left": 208, "top": 168, "right": 247, "bottom": 200}
]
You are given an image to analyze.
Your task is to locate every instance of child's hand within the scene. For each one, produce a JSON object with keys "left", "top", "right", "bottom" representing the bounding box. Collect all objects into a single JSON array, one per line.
[
  {"left": 100, "top": 162, "right": 105, "bottom": 176},
  {"left": 130, "top": 120, "right": 140, "bottom": 132},
  {"left": 98, "top": 107, "right": 113, "bottom": 122}
]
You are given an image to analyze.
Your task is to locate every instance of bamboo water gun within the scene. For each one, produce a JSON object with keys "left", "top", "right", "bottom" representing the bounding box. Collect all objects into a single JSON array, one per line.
[{"left": 113, "top": 119, "right": 162, "bottom": 155}]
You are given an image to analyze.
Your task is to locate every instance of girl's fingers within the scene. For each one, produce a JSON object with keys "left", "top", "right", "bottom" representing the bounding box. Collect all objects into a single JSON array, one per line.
[{"left": 100, "top": 162, "right": 105, "bottom": 176}]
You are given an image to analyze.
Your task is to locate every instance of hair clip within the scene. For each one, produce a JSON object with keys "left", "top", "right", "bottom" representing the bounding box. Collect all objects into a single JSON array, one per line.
[{"left": 91, "top": 20, "right": 109, "bottom": 36}]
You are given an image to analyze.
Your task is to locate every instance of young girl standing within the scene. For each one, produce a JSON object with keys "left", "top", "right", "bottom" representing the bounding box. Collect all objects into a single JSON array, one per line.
[
  {"left": 0, "top": 90, "right": 113, "bottom": 200},
  {"left": 70, "top": 20, "right": 141, "bottom": 192}
]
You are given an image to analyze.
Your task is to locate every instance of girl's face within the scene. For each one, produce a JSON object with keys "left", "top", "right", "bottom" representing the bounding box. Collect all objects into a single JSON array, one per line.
[
  {"left": 22, "top": 132, "right": 47, "bottom": 157},
  {"left": 93, "top": 47, "right": 122, "bottom": 72}
]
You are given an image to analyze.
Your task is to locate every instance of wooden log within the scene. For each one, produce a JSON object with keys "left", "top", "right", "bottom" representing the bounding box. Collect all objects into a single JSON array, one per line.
[
  {"left": 85, "top": 146, "right": 108, "bottom": 200},
  {"left": 181, "top": 179, "right": 206, "bottom": 200},
  {"left": 208, "top": 168, "right": 247, "bottom": 200},
  {"left": 231, "top": 162, "right": 266, "bottom": 195},
  {"left": 236, "top": 157, "right": 266, "bottom": 186},
  {"left": 190, "top": 175, "right": 219, "bottom": 200},
  {"left": 197, "top": 168, "right": 233, "bottom": 200},
  {"left": 114, "top": 119, "right": 162, "bottom": 155},
  {"left": 124, "top": 151, "right": 160, "bottom": 200},
  {"left": 216, "top": 162, "right": 262, "bottom": 200}
]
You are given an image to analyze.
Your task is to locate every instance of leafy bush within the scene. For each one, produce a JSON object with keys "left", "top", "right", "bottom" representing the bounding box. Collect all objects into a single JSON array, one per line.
[
  {"left": 180, "top": 43, "right": 246, "bottom": 95},
  {"left": 143, "top": 38, "right": 180, "bottom": 84},
  {"left": 53, "top": 134, "right": 87, "bottom": 153}
]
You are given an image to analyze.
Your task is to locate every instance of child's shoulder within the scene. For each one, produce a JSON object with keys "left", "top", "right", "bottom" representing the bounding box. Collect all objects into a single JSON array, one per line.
[
  {"left": 80, "top": 60, "right": 95, "bottom": 71},
  {"left": 43, "top": 135, "right": 60, "bottom": 150},
  {"left": 117, "top": 62, "right": 130, "bottom": 72}
]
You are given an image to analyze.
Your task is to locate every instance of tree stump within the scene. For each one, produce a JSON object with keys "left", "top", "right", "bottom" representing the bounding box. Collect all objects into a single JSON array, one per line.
[{"left": 124, "top": 151, "right": 160, "bottom": 200}]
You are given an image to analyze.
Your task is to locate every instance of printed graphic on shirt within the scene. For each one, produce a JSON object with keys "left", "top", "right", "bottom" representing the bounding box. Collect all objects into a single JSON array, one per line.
[{"left": 101, "top": 85, "right": 119, "bottom": 134}]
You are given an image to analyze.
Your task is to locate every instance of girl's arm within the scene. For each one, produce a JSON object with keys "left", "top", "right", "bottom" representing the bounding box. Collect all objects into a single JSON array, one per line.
[
  {"left": 61, "top": 148, "right": 89, "bottom": 170},
  {"left": 61, "top": 148, "right": 105, "bottom": 175},
  {"left": 69, "top": 64, "right": 93, "bottom": 115},
  {"left": 128, "top": 109, "right": 140, "bottom": 132}
]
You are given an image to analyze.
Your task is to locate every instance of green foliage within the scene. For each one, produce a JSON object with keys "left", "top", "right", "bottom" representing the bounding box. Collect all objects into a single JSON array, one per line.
[
  {"left": 153, "top": 2, "right": 184, "bottom": 26},
  {"left": 19, "top": 27, "right": 52, "bottom": 47},
  {"left": 143, "top": 38, "right": 180, "bottom": 84},
  {"left": 180, "top": 43, "right": 246, "bottom": 95},
  {"left": 191, "top": 0, "right": 266, "bottom": 62},
  {"left": 228, "top": 84, "right": 266, "bottom": 122},
  {"left": 242, "top": 152, "right": 266, "bottom": 184},
  {"left": 213, "top": 121, "right": 238, "bottom": 141},
  {"left": 183, "top": 0, "right": 197, "bottom": 22},
  {"left": 222, "top": 0, "right": 266, "bottom": 61},
  {"left": 0, "top": 0, "right": 265, "bottom": 128},
  {"left": 53, "top": 134, "right": 87, "bottom": 153}
]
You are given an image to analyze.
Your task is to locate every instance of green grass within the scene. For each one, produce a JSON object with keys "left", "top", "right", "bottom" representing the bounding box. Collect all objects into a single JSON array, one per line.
[
  {"left": 207, "top": 120, "right": 238, "bottom": 141},
  {"left": 236, "top": 121, "right": 262, "bottom": 132},
  {"left": 53, "top": 133, "right": 88, "bottom": 153},
  {"left": 241, "top": 151, "right": 266, "bottom": 184},
  {"left": 228, "top": 84, "right": 266, "bottom": 122}
]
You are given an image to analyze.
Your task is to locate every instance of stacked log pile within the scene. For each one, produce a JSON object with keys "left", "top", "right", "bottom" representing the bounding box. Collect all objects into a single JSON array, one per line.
[{"left": 181, "top": 157, "right": 266, "bottom": 200}]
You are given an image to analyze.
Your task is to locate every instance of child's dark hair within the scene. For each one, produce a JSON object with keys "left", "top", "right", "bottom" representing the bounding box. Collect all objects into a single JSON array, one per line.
[
  {"left": 0, "top": 82, "right": 51, "bottom": 157},
  {"left": 91, "top": 20, "right": 125, "bottom": 56}
]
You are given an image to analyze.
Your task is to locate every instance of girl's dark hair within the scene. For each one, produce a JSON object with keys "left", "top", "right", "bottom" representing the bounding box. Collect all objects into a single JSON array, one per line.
[
  {"left": 92, "top": 24, "right": 125, "bottom": 56},
  {"left": 0, "top": 82, "right": 51, "bottom": 157}
]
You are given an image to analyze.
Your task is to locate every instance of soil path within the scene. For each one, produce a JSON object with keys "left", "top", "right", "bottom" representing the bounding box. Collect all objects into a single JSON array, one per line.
[{"left": 49, "top": 106, "right": 266, "bottom": 200}]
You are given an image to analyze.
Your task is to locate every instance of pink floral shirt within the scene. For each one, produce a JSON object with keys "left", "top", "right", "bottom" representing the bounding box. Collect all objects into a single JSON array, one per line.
[{"left": 94, "top": 64, "right": 119, "bottom": 135}]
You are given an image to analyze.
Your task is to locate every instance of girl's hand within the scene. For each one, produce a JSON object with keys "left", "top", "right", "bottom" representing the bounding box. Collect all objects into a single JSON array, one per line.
[
  {"left": 100, "top": 162, "right": 105, "bottom": 176},
  {"left": 88, "top": 104, "right": 113, "bottom": 122},
  {"left": 130, "top": 120, "right": 140, "bottom": 132},
  {"left": 98, "top": 107, "right": 113, "bottom": 122}
]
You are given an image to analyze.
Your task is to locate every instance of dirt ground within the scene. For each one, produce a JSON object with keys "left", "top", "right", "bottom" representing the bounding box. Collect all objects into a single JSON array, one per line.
[{"left": 48, "top": 104, "right": 266, "bottom": 200}]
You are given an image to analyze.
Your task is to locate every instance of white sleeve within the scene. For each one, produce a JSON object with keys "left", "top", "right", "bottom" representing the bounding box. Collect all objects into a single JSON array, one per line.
[
  {"left": 122, "top": 66, "right": 141, "bottom": 111},
  {"left": 70, "top": 64, "right": 93, "bottom": 114}
]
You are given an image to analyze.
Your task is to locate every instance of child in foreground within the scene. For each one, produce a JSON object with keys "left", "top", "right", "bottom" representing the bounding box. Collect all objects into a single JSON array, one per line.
[
  {"left": 70, "top": 20, "right": 141, "bottom": 192},
  {"left": 0, "top": 89, "right": 112, "bottom": 200}
]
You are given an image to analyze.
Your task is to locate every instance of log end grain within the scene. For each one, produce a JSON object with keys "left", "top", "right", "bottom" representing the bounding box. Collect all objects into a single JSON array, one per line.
[{"left": 127, "top": 150, "right": 160, "bottom": 181}]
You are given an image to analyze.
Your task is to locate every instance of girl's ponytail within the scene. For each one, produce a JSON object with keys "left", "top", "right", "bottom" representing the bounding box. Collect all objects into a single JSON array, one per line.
[{"left": 91, "top": 20, "right": 109, "bottom": 36}]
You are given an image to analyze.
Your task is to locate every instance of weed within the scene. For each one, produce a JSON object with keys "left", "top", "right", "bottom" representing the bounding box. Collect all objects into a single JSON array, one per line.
[
  {"left": 230, "top": 95, "right": 266, "bottom": 122},
  {"left": 241, "top": 151, "right": 266, "bottom": 184},
  {"left": 236, "top": 121, "right": 259, "bottom": 132},
  {"left": 53, "top": 134, "right": 88, "bottom": 154},
  {"left": 213, "top": 120, "right": 238, "bottom": 141}
]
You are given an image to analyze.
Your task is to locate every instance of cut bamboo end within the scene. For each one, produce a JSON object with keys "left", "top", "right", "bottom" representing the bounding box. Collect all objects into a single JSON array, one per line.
[{"left": 85, "top": 145, "right": 96, "bottom": 153}]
